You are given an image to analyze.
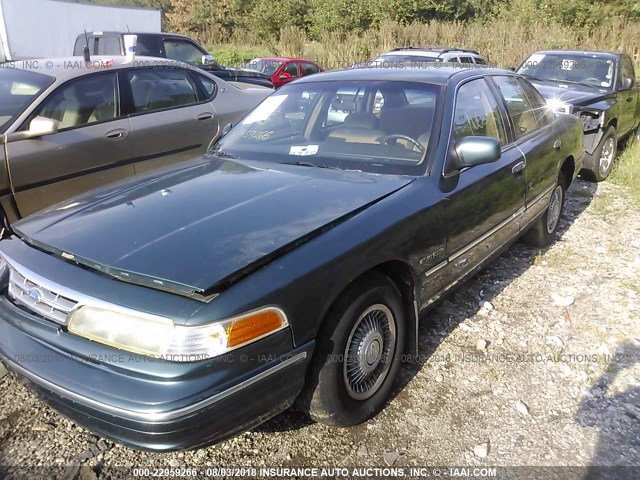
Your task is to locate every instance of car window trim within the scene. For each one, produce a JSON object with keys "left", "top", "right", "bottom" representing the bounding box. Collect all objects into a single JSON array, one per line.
[
  {"left": 17, "top": 70, "right": 122, "bottom": 134},
  {"left": 120, "top": 67, "right": 211, "bottom": 118}
]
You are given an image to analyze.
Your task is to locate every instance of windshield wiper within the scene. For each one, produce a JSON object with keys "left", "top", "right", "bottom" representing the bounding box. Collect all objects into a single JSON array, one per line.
[
  {"left": 542, "top": 77, "right": 602, "bottom": 89},
  {"left": 282, "top": 161, "right": 339, "bottom": 170},
  {"left": 210, "top": 150, "right": 239, "bottom": 159}
]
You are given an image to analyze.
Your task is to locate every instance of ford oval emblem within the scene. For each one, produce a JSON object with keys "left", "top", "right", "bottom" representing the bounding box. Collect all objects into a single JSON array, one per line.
[{"left": 27, "top": 288, "right": 43, "bottom": 303}]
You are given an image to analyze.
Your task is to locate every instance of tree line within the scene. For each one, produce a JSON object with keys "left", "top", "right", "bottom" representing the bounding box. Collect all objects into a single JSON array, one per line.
[{"left": 90, "top": 0, "right": 640, "bottom": 43}]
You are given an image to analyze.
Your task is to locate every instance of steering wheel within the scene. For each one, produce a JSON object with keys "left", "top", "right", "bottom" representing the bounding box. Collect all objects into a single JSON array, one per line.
[{"left": 381, "top": 134, "right": 425, "bottom": 155}]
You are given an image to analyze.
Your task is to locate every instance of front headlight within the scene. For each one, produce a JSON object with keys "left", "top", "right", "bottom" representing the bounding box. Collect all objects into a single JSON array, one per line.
[
  {"left": 68, "top": 306, "right": 288, "bottom": 362},
  {"left": 579, "top": 110, "right": 604, "bottom": 132},
  {"left": 546, "top": 98, "right": 572, "bottom": 114}
]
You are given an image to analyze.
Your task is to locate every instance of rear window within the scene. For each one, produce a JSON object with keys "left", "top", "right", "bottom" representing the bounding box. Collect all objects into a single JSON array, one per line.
[{"left": 0, "top": 69, "right": 54, "bottom": 133}]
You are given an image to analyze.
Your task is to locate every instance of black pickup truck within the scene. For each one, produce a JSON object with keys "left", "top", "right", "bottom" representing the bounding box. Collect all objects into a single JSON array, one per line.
[
  {"left": 73, "top": 32, "right": 273, "bottom": 89},
  {"left": 518, "top": 50, "right": 640, "bottom": 181}
]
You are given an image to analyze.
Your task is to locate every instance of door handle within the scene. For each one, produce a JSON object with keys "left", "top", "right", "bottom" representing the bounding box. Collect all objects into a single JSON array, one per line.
[
  {"left": 512, "top": 160, "right": 526, "bottom": 175},
  {"left": 197, "top": 113, "right": 215, "bottom": 121},
  {"left": 105, "top": 129, "right": 127, "bottom": 140},
  {"left": 553, "top": 139, "right": 562, "bottom": 149}
]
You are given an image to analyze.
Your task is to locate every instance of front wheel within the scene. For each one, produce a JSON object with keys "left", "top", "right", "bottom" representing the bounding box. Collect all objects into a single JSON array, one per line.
[
  {"left": 585, "top": 126, "right": 617, "bottom": 182},
  {"left": 522, "top": 173, "right": 566, "bottom": 248},
  {"left": 300, "top": 272, "right": 405, "bottom": 427}
]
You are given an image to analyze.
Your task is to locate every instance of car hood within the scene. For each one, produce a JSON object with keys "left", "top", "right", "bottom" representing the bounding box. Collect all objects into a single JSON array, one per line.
[
  {"left": 14, "top": 158, "right": 414, "bottom": 297},
  {"left": 529, "top": 81, "right": 608, "bottom": 106}
]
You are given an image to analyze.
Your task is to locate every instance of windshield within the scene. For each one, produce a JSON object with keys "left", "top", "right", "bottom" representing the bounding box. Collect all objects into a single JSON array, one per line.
[
  {"left": 517, "top": 53, "right": 615, "bottom": 89},
  {"left": 213, "top": 81, "right": 440, "bottom": 175},
  {"left": 0, "top": 69, "right": 54, "bottom": 133},
  {"left": 244, "top": 59, "right": 284, "bottom": 75}
]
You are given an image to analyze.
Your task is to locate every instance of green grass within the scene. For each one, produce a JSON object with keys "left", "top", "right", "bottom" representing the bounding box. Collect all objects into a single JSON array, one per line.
[
  {"left": 205, "top": 44, "right": 272, "bottom": 68},
  {"left": 609, "top": 142, "right": 640, "bottom": 206}
]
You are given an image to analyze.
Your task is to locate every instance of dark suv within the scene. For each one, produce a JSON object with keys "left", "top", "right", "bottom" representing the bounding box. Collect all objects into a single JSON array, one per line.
[
  {"left": 517, "top": 50, "right": 640, "bottom": 181},
  {"left": 73, "top": 32, "right": 273, "bottom": 89}
]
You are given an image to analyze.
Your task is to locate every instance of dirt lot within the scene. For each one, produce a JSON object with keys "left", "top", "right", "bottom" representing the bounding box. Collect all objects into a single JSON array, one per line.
[{"left": 0, "top": 178, "right": 639, "bottom": 480}]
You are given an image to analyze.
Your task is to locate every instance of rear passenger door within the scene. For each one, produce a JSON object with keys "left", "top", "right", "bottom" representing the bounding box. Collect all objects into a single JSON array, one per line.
[
  {"left": 122, "top": 67, "right": 219, "bottom": 174},
  {"left": 441, "top": 78, "right": 526, "bottom": 281},
  {"left": 491, "top": 76, "right": 560, "bottom": 226}
]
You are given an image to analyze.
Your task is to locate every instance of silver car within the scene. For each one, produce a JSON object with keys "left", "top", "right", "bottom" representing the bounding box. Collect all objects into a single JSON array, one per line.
[{"left": 0, "top": 56, "right": 271, "bottom": 222}]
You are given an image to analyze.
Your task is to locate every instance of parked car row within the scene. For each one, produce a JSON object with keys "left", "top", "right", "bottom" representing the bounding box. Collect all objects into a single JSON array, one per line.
[{"left": 0, "top": 37, "right": 637, "bottom": 452}]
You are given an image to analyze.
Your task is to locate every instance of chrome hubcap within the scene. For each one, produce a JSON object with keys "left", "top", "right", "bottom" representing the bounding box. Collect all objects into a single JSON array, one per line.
[
  {"left": 546, "top": 185, "right": 563, "bottom": 234},
  {"left": 344, "top": 304, "right": 396, "bottom": 400},
  {"left": 599, "top": 138, "right": 615, "bottom": 175}
]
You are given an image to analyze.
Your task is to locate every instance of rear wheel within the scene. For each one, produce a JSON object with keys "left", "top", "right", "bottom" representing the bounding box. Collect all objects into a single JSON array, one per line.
[
  {"left": 522, "top": 173, "right": 566, "bottom": 248},
  {"left": 301, "top": 272, "right": 405, "bottom": 427}
]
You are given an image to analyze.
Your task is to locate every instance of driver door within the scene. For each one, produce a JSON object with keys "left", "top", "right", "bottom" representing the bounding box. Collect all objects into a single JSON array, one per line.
[
  {"left": 7, "top": 72, "right": 134, "bottom": 217},
  {"left": 440, "top": 78, "right": 526, "bottom": 282}
]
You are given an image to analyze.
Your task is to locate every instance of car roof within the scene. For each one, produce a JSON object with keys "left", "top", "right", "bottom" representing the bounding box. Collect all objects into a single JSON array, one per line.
[
  {"left": 12, "top": 56, "right": 199, "bottom": 82},
  {"left": 80, "top": 31, "right": 191, "bottom": 40},
  {"left": 382, "top": 46, "right": 482, "bottom": 56},
  {"left": 294, "top": 65, "right": 510, "bottom": 85},
  {"left": 252, "top": 57, "right": 318, "bottom": 63},
  {"left": 529, "top": 50, "right": 621, "bottom": 59}
]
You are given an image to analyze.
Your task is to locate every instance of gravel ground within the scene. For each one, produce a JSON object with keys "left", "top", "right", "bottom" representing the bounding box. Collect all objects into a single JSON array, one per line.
[{"left": 1, "top": 178, "right": 639, "bottom": 480}]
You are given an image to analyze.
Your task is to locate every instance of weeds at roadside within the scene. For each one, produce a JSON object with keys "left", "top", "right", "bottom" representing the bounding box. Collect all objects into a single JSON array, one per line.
[{"left": 609, "top": 142, "right": 640, "bottom": 207}]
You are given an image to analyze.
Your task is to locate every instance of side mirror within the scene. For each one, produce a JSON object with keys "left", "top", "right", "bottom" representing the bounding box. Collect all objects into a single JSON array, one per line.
[
  {"left": 3, "top": 116, "right": 58, "bottom": 143},
  {"left": 448, "top": 136, "right": 501, "bottom": 174},
  {"left": 279, "top": 72, "right": 292, "bottom": 80},
  {"left": 202, "top": 54, "right": 216, "bottom": 65},
  {"left": 622, "top": 76, "right": 634, "bottom": 90},
  {"left": 507, "top": 67, "right": 516, "bottom": 72},
  {"left": 221, "top": 123, "right": 233, "bottom": 138},
  {"left": 29, "top": 116, "right": 59, "bottom": 137}
]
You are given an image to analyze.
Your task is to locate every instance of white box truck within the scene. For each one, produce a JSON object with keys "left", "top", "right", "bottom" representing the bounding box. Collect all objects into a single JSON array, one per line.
[{"left": 0, "top": 0, "right": 161, "bottom": 62}]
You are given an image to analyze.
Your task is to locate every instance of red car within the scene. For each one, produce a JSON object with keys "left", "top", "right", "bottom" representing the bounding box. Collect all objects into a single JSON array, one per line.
[{"left": 243, "top": 57, "right": 323, "bottom": 88}]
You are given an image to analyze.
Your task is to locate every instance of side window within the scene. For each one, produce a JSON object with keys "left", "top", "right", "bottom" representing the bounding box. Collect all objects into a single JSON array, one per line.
[
  {"left": 34, "top": 73, "right": 119, "bottom": 130},
  {"left": 453, "top": 79, "right": 507, "bottom": 145},
  {"left": 194, "top": 73, "right": 217, "bottom": 99},
  {"left": 301, "top": 63, "right": 320, "bottom": 76},
  {"left": 459, "top": 56, "right": 474, "bottom": 64},
  {"left": 163, "top": 40, "right": 205, "bottom": 65},
  {"left": 518, "top": 78, "right": 554, "bottom": 127},
  {"left": 474, "top": 57, "right": 488, "bottom": 65},
  {"left": 283, "top": 62, "right": 299, "bottom": 77},
  {"left": 493, "top": 76, "right": 539, "bottom": 138},
  {"left": 127, "top": 69, "right": 199, "bottom": 113},
  {"left": 620, "top": 56, "right": 635, "bottom": 88}
]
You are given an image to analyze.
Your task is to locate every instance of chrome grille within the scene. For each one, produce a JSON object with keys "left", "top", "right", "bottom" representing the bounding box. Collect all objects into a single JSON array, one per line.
[{"left": 8, "top": 267, "right": 78, "bottom": 325}]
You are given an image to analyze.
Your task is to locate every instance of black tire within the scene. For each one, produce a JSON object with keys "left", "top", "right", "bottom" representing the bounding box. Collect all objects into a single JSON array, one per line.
[
  {"left": 522, "top": 172, "right": 566, "bottom": 248},
  {"left": 300, "top": 272, "right": 405, "bottom": 427},
  {"left": 584, "top": 126, "right": 617, "bottom": 182}
]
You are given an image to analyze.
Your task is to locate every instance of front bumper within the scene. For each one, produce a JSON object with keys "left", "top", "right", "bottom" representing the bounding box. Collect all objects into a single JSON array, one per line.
[{"left": 0, "top": 296, "right": 314, "bottom": 451}]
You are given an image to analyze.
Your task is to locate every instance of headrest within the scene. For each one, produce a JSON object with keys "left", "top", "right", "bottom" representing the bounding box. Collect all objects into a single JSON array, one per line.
[{"left": 343, "top": 111, "right": 379, "bottom": 129}]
